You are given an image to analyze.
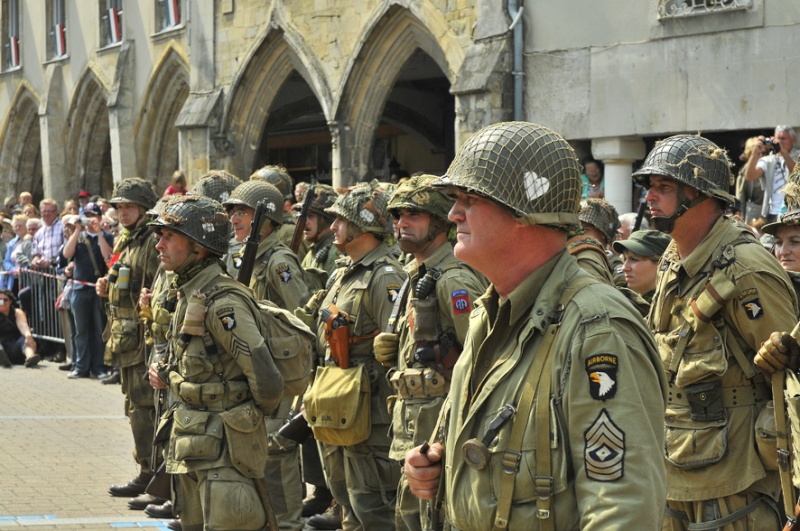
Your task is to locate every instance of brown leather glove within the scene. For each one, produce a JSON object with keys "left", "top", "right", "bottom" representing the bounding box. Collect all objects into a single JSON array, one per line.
[
  {"left": 373, "top": 332, "right": 400, "bottom": 368},
  {"left": 756, "top": 331, "right": 800, "bottom": 373}
]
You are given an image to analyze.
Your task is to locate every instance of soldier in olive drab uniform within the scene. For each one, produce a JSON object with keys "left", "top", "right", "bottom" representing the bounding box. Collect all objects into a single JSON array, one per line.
[
  {"left": 405, "top": 122, "right": 667, "bottom": 530},
  {"left": 575, "top": 198, "right": 623, "bottom": 286},
  {"left": 305, "top": 183, "right": 407, "bottom": 530},
  {"left": 223, "top": 180, "right": 310, "bottom": 531},
  {"left": 293, "top": 184, "right": 341, "bottom": 293},
  {"left": 146, "top": 195, "right": 283, "bottom": 531},
  {"left": 372, "top": 175, "right": 487, "bottom": 531},
  {"left": 99, "top": 178, "right": 162, "bottom": 499},
  {"left": 250, "top": 165, "right": 309, "bottom": 259},
  {"left": 631, "top": 135, "right": 798, "bottom": 529}
]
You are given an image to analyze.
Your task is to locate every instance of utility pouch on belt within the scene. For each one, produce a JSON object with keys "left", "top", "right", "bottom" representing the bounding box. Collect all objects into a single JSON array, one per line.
[
  {"left": 411, "top": 298, "right": 439, "bottom": 342},
  {"left": 220, "top": 401, "right": 268, "bottom": 479},
  {"left": 304, "top": 364, "right": 371, "bottom": 446},
  {"left": 685, "top": 380, "right": 725, "bottom": 422},
  {"left": 322, "top": 303, "right": 351, "bottom": 368}
]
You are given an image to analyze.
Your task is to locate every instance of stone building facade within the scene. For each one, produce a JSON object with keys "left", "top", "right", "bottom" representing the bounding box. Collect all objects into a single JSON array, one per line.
[{"left": 0, "top": 0, "right": 797, "bottom": 213}]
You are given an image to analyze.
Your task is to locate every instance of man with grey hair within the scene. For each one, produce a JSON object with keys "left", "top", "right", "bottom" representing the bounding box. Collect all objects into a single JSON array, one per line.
[
  {"left": 744, "top": 125, "right": 798, "bottom": 222},
  {"left": 617, "top": 211, "right": 649, "bottom": 243}
]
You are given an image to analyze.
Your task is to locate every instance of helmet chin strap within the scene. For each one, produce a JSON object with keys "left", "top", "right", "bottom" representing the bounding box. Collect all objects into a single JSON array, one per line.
[
  {"left": 650, "top": 184, "right": 706, "bottom": 234},
  {"left": 174, "top": 247, "right": 201, "bottom": 275}
]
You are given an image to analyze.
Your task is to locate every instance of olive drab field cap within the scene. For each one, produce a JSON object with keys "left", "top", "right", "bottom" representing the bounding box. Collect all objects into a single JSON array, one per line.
[
  {"left": 325, "top": 182, "right": 390, "bottom": 236},
  {"left": 435, "top": 121, "right": 582, "bottom": 228},
  {"left": 110, "top": 177, "right": 159, "bottom": 210},
  {"left": 149, "top": 195, "right": 231, "bottom": 256},
  {"left": 223, "top": 180, "right": 284, "bottom": 225},
  {"left": 612, "top": 229, "right": 672, "bottom": 258},
  {"left": 387, "top": 174, "right": 454, "bottom": 221},
  {"left": 632, "top": 134, "right": 735, "bottom": 206},
  {"left": 579, "top": 198, "right": 621, "bottom": 243},
  {"left": 250, "top": 165, "right": 294, "bottom": 200},
  {"left": 190, "top": 170, "right": 242, "bottom": 204}
]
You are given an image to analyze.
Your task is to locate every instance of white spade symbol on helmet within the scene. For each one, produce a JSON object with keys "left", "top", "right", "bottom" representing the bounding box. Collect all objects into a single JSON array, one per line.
[{"left": 524, "top": 171, "right": 550, "bottom": 201}]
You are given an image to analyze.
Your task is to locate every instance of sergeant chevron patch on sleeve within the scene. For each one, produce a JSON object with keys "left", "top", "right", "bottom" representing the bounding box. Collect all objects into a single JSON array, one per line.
[{"left": 584, "top": 409, "right": 625, "bottom": 482}]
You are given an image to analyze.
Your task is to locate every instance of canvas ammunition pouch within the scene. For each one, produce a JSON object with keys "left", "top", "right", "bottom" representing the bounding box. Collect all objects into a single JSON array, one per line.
[
  {"left": 388, "top": 367, "right": 448, "bottom": 399},
  {"left": 220, "top": 401, "right": 269, "bottom": 478},
  {"left": 169, "top": 406, "right": 225, "bottom": 464},
  {"left": 169, "top": 374, "right": 252, "bottom": 412},
  {"left": 304, "top": 364, "right": 371, "bottom": 446}
]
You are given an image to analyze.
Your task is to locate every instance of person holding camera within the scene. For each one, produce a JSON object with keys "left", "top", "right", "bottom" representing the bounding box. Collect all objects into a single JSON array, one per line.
[
  {"left": 61, "top": 202, "right": 113, "bottom": 379},
  {"left": 744, "top": 125, "right": 798, "bottom": 222}
]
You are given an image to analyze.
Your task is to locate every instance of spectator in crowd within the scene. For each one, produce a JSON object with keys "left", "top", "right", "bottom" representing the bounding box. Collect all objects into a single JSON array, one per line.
[
  {"left": 744, "top": 125, "right": 798, "bottom": 222},
  {"left": 31, "top": 199, "right": 64, "bottom": 270},
  {"left": 294, "top": 181, "right": 310, "bottom": 203},
  {"left": 612, "top": 229, "right": 671, "bottom": 303},
  {"left": 163, "top": 170, "right": 187, "bottom": 196},
  {"left": 61, "top": 199, "right": 79, "bottom": 217},
  {"left": 0, "top": 219, "right": 9, "bottom": 284},
  {"left": 13, "top": 217, "right": 40, "bottom": 273},
  {"left": 77, "top": 190, "right": 91, "bottom": 214},
  {"left": 617, "top": 211, "right": 649, "bottom": 243},
  {"left": 736, "top": 136, "right": 766, "bottom": 224},
  {"left": 97, "top": 197, "right": 111, "bottom": 214},
  {"left": 22, "top": 204, "right": 38, "bottom": 219},
  {"left": 3, "top": 195, "right": 16, "bottom": 218},
  {"left": 580, "top": 155, "right": 604, "bottom": 198},
  {"left": 55, "top": 215, "right": 78, "bottom": 372},
  {"left": 18, "top": 191, "right": 32, "bottom": 207},
  {"left": 61, "top": 203, "right": 112, "bottom": 379},
  {"left": 0, "top": 289, "right": 38, "bottom": 368}
]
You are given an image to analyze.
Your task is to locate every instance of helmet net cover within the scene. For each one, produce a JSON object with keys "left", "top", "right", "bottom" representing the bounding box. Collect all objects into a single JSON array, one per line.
[
  {"left": 579, "top": 198, "right": 621, "bottom": 243},
  {"left": 223, "top": 180, "right": 283, "bottom": 225},
  {"left": 110, "top": 177, "right": 159, "bottom": 210},
  {"left": 435, "top": 121, "right": 582, "bottom": 228},
  {"left": 149, "top": 194, "right": 231, "bottom": 256},
  {"left": 631, "top": 134, "right": 735, "bottom": 206},
  {"left": 325, "top": 182, "right": 390, "bottom": 236},
  {"left": 250, "top": 165, "right": 294, "bottom": 199},
  {"left": 190, "top": 170, "right": 242, "bottom": 203},
  {"left": 388, "top": 174, "right": 454, "bottom": 221},
  {"left": 294, "top": 184, "right": 339, "bottom": 218}
]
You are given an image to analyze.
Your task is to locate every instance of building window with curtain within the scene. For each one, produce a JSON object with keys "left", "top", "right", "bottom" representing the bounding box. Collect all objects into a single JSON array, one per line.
[
  {"left": 47, "top": 0, "right": 67, "bottom": 59},
  {"left": 100, "top": 0, "right": 122, "bottom": 47},
  {"left": 2, "top": 0, "right": 20, "bottom": 70},
  {"left": 156, "top": 0, "right": 181, "bottom": 32}
]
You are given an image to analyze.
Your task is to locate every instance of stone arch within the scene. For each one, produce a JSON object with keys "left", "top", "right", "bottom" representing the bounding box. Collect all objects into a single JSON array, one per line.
[
  {"left": 0, "top": 82, "right": 42, "bottom": 203},
  {"left": 65, "top": 66, "right": 113, "bottom": 197},
  {"left": 224, "top": 23, "right": 332, "bottom": 179},
  {"left": 135, "top": 44, "right": 190, "bottom": 191},
  {"left": 337, "top": 4, "right": 457, "bottom": 181}
]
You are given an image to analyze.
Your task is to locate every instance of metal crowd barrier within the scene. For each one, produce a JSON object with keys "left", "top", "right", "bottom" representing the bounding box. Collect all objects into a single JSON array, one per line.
[{"left": 18, "top": 267, "right": 66, "bottom": 345}]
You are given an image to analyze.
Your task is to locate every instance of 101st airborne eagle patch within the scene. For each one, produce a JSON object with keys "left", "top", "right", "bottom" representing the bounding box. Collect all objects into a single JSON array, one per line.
[
  {"left": 275, "top": 264, "right": 292, "bottom": 284},
  {"left": 584, "top": 409, "right": 625, "bottom": 481},
  {"left": 387, "top": 283, "right": 400, "bottom": 303},
  {"left": 585, "top": 354, "right": 618, "bottom": 400},
  {"left": 217, "top": 310, "right": 237, "bottom": 331},
  {"left": 741, "top": 298, "right": 764, "bottom": 320}
]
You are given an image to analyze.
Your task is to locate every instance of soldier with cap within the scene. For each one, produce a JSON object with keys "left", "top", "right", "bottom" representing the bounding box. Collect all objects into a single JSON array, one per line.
[
  {"left": 611, "top": 229, "right": 671, "bottom": 303},
  {"left": 632, "top": 134, "right": 798, "bottom": 529},
  {"left": 303, "top": 182, "right": 407, "bottom": 530},
  {"left": 146, "top": 194, "right": 284, "bottom": 530},
  {"left": 99, "top": 177, "right": 162, "bottom": 500},
  {"left": 404, "top": 121, "right": 667, "bottom": 530},
  {"left": 223, "top": 179, "right": 310, "bottom": 531},
  {"left": 250, "top": 165, "right": 309, "bottom": 258},
  {"left": 374, "top": 174, "right": 486, "bottom": 531}
]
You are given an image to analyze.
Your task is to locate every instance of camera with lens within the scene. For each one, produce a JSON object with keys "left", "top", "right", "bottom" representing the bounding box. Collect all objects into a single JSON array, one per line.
[{"left": 763, "top": 138, "right": 778, "bottom": 154}]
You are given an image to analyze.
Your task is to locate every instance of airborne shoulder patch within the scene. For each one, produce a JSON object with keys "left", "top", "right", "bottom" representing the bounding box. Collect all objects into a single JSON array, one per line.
[
  {"left": 218, "top": 311, "right": 236, "bottom": 331},
  {"left": 741, "top": 298, "right": 764, "bottom": 320},
  {"left": 584, "top": 409, "right": 625, "bottom": 482},
  {"left": 275, "top": 264, "right": 292, "bottom": 284},
  {"left": 585, "top": 354, "right": 618, "bottom": 400},
  {"left": 232, "top": 254, "right": 242, "bottom": 270},
  {"left": 738, "top": 287, "right": 758, "bottom": 300},
  {"left": 451, "top": 289, "right": 470, "bottom": 315},
  {"left": 387, "top": 283, "right": 401, "bottom": 303}
]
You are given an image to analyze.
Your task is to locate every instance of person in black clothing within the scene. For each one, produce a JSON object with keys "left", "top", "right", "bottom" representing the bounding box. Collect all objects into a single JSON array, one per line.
[{"left": 0, "top": 289, "right": 38, "bottom": 367}]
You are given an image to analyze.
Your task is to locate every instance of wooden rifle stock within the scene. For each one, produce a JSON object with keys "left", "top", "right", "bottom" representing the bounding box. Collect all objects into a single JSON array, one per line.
[
  {"left": 290, "top": 186, "right": 316, "bottom": 255},
  {"left": 237, "top": 200, "right": 268, "bottom": 286}
]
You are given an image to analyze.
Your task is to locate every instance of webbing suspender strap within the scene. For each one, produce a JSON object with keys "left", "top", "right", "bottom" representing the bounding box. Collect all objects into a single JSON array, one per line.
[
  {"left": 493, "top": 274, "right": 595, "bottom": 531},
  {"left": 385, "top": 276, "right": 411, "bottom": 333}
]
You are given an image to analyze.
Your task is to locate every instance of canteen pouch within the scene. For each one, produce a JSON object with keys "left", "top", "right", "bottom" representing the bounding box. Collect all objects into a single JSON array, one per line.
[
  {"left": 304, "top": 365, "right": 370, "bottom": 446},
  {"left": 411, "top": 298, "right": 440, "bottom": 342},
  {"left": 171, "top": 409, "right": 224, "bottom": 462},
  {"left": 665, "top": 404, "right": 728, "bottom": 469},
  {"left": 754, "top": 400, "right": 779, "bottom": 472},
  {"left": 322, "top": 303, "right": 351, "bottom": 368},
  {"left": 785, "top": 370, "right": 800, "bottom": 487},
  {"left": 220, "top": 402, "right": 268, "bottom": 479},
  {"left": 685, "top": 380, "right": 725, "bottom": 422}
]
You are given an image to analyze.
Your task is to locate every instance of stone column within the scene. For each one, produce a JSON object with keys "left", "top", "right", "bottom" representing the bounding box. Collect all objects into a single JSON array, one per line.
[{"left": 591, "top": 137, "right": 646, "bottom": 214}]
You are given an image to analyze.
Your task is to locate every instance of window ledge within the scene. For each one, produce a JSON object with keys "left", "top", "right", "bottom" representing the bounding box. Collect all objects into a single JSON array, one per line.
[
  {"left": 150, "top": 24, "right": 185, "bottom": 43},
  {"left": 43, "top": 54, "right": 69, "bottom": 66}
]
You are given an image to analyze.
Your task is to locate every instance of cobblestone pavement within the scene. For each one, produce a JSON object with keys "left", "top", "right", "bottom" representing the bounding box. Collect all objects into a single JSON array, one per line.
[
  {"left": 0, "top": 360, "right": 336, "bottom": 531},
  {"left": 0, "top": 360, "right": 170, "bottom": 530}
]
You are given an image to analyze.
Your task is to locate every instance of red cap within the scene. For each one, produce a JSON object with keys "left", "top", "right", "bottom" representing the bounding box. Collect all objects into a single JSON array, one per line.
[{"left": 78, "top": 190, "right": 91, "bottom": 198}]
